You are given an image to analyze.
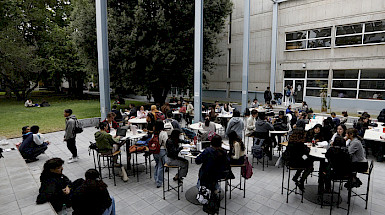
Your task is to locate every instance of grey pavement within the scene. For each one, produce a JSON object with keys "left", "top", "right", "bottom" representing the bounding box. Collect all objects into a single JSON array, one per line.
[{"left": 1, "top": 125, "right": 385, "bottom": 215}]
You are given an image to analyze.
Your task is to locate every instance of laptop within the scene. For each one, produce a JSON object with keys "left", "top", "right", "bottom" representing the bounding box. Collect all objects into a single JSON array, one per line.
[{"left": 116, "top": 127, "right": 128, "bottom": 137}]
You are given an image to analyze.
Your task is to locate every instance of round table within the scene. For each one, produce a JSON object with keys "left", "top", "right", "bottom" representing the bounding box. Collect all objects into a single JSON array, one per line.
[
  {"left": 128, "top": 118, "right": 147, "bottom": 124},
  {"left": 188, "top": 122, "right": 222, "bottom": 131}
]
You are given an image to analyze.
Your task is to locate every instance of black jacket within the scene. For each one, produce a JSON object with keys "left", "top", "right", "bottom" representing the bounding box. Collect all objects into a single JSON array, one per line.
[
  {"left": 166, "top": 139, "right": 183, "bottom": 159},
  {"left": 284, "top": 140, "right": 310, "bottom": 168},
  {"left": 36, "top": 172, "right": 73, "bottom": 212},
  {"left": 264, "top": 90, "right": 272, "bottom": 101},
  {"left": 72, "top": 179, "right": 112, "bottom": 215}
]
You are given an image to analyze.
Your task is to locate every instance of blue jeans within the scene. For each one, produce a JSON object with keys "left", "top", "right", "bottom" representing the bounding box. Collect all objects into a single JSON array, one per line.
[
  {"left": 102, "top": 197, "right": 115, "bottom": 215},
  {"left": 153, "top": 149, "right": 167, "bottom": 186}
]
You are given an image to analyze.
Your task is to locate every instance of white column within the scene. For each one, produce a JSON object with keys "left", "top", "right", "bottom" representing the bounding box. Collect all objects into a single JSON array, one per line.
[
  {"left": 241, "top": 0, "right": 250, "bottom": 115},
  {"left": 194, "top": 0, "right": 203, "bottom": 123}
]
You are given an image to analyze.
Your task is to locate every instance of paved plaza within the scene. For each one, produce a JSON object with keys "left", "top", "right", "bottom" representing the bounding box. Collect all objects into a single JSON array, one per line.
[{"left": 1, "top": 126, "right": 385, "bottom": 215}]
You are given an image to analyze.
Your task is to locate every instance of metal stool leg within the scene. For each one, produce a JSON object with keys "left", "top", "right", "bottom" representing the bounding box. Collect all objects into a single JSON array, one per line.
[
  {"left": 163, "top": 166, "right": 165, "bottom": 200},
  {"left": 281, "top": 164, "right": 285, "bottom": 194}
]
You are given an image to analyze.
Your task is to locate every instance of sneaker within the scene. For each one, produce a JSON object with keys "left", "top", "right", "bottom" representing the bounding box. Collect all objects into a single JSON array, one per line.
[{"left": 68, "top": 157, "right": 78, "bottom": 163}]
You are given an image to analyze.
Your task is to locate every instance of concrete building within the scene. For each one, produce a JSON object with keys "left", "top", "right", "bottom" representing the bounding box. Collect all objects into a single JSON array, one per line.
[{"left": 204, "top": 0, "right": 385, "bottom": 114}]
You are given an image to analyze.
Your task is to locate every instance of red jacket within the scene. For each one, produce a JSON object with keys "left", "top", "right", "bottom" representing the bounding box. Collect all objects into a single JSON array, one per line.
[{"left": 102, "top": 119, "right": 119, "bottom": 133}]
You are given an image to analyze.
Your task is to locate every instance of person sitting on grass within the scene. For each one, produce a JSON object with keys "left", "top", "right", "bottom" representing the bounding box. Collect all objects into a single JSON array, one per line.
[
  {"left": 102, "top": 112, "right": 119, "bottom": 133},
  {"left": 19, "top": 125, "right": 50, "bottom": 163},
  {"left": 72, "top": 169, "right": 115, "bottom": 215},
  {"left": 166, "top": 129, "right": 189, "bottom": 183},
  {"left": 36, "top": 158, "right": 84, "bottom": 212}
]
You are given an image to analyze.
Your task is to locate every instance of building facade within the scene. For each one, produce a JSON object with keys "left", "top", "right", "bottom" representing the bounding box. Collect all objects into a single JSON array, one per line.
[{"left": 205, "top": 0, "right": 385, "bottom": 114}]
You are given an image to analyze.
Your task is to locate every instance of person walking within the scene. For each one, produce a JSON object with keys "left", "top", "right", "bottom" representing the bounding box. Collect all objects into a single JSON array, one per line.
[
  {"left": 64, "top": 109, "right": 78, "bottom": 163},
  {"left": 264, "top": 87, "right": 272, "bottom": 104}
]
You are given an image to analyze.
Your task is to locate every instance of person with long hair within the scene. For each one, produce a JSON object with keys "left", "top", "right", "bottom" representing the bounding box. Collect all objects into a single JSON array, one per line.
[
  {"left": 153, "top": 120, "right": 168, "bottom": 188},
  {"left": 283, "top": 129, "right": 313, "bottom": 191},
  {"left": 330, "top": 124, "right": 347, "bottom": 145},
  {"left": 346, "top": 128, "right": 368, "bottom": 188},
  {"left": 165, "top": 129, "right": 189, "bottom": 183},
  {"left": 305, "top": 124, "right": 324, "bottom": 143},
  {"left": 72, "top": 169, "right": 115, "bottom": 215},
  {"left": 36, "top": 158, "right": 83, "bottom": 212},
  {"left": 146, "top": 105, "right": 160, "bottom": 132},
  {"left": 227, "top": 131, "right": 246, "bottom": 165}
]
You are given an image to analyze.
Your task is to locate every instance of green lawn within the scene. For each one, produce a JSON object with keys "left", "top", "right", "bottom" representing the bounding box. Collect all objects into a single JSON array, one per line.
[{"left": 0, "top": 92, "right": 147, "bottom": 139}]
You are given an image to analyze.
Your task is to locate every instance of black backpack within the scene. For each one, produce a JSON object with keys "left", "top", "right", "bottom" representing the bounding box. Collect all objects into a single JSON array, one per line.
[
  {"left": 252, "top": 138, "right": 264, "bottom": 159},
  {"left": 74, "top": 118, "right": 83, "bottom": 134}
]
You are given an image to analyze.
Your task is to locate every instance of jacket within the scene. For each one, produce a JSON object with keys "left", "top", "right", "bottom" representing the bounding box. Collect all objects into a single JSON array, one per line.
[
  {"left": 64, "top": 115, "right": 77, "bottom": 140},
  {"left": 226, "top": 117, "right": 244, "bottom": 138},
  {"left": 264, "top": 90, "right": 272, "bottom": 101},
  {"left": 348, "top": 138, "right": 367, "bottom": 163},
  {"left": 254, "top": 118, "right": 274, "bottom": 136},
  {"left": 72, "top": 179, "right": 112, "bottom": 215},
  {"left": 36, "top": 172, "right": 72, "bottom": 212},
  {"left": 284, "top": 140, "right": 310, "bottom": 168},
  {"left": 245, "top": 116, "right": 256, "bottom": 136},
  {"left": 325, "top": 146, "right": 352, "bottom": 177},
  {"left": 19, "top": 132, "right": 35, "bottom": 154},
  {"left": 94, "top": 131, "right": 119, "bottom": 153},
  {"left": 196, "top": 147, "right": 230, "bottom": 189}
]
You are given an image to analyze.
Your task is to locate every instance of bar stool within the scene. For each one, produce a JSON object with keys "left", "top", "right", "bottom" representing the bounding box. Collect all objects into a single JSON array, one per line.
[
  {"left": 351, "top": 160, "right": 374, "bottom": 209},
  {"left": 329, "top": 175, "right": 352, "bottom": 215},
  {"left": 163, "top": 163, "right": 183, "bottom": 200},
  {"left": 98, "top": 150, "right": 122, "bottom": 186},
  {"left": 281, "top": 162, "right": 304, "bottom": 203},
  {"left": 229, "top": 164, "right": 246, "bottom": 198}
]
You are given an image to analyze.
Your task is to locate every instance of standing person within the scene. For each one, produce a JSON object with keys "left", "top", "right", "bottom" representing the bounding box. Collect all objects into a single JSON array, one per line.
[
  {"left": 147, "top": 105, "right": 160, "bottom": 133},
  {"left": 64, "top": 109, "right": 79, "bottom": 164},
  {"left": 290, "top": 87, "right": 295, "bottom": 104},
  {"left": 285, "top": 85, "right": 291, "bottom": 106},
  {"left": 161, "top": 102, "right": 171, "bottom": 115},
  {"left": 72, "top": 169, "right": 115, "bottom": 215},
  {"left": 264, "top": 87, "right": 272, "bottom": 104},
  {"left": 186, "top": 101, "right": 194, "bottom": 125},
  {"left": 166, "top": 129, "right": 189, "bottom": 183},
  {"left": 225, "top": 110, "right": 244, "bottom": 139},
  {"left": 331, "top": 112, "right": 340, "bottom": 128},
  {"left": 153, "top": 120, "right": 168, "bottom": 188}
]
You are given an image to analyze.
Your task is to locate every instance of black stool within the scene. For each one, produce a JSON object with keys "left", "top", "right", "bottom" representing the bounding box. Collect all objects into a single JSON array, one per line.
[
  {"left": 163, "top": 163, "right": 183, "bottom": 200},
  {"left": 351, "top": 160, "right": 374, "bottom": 209},
  {"left": 329, "top": 175, "right": 352, "bottom": 215},
  {"left": 98, "top": 150, "right": 122, "bottom": 186},
  {"left": 281, "top": 163, "right": 304, "bottom": 203},
  {"left": 229, "top": 164, "right": 246, "bottom": 198}
]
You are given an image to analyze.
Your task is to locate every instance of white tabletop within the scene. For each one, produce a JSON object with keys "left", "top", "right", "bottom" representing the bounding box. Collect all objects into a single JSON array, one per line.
[
  {"left": 305, "top": 116, "right": 326, "bottom": 131},
  {"left": 128, "top": 118, "right": 147, "bottom": 124},
  {"left": 217, "top": 113, "right": 233, "bottom": 118},
  {"left": 172, "top": 111, "right": 182, "bottom": 115},
  {"left": 188, "top": 122, "right": 223, "bottom": 131},
  {"left": 110, "top": 130, "right": 147, "bottom": 141},
  {"left": 269, "top": 130, "right": 289, "bottom": 135},
  {"left": 364, "top": 127, "right": 385, "bottom": 142},
  {"left": 309, "top": 147, "right": 327, "bottom": 159}
]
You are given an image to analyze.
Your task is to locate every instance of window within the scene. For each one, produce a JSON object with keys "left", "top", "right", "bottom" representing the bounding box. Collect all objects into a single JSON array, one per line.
[
  {"left": 336, "top": 20, "right": 385, "bottom": 47},
  {"left": 331, "top": 70, "right": 358, "bottom": 98},
  {"left": 286, "top": 28, "right": 332, "bottom": 50},
  {"left": 305, "top": 70, "right": 329, "bottom": 97},
  {"left": 284, "top": 70, "right": 305, "bottom": 78},
  {"left": 359, "top": 69, "right": 385, "bottom": 100}
]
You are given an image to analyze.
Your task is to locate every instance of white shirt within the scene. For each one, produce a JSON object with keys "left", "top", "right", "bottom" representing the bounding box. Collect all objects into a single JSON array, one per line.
[
  {"left": 246, "top": 116, "right": 256, "bottom": 136},
  {"left": 33, "top": 133, "right": 45, "bottom": 145}
]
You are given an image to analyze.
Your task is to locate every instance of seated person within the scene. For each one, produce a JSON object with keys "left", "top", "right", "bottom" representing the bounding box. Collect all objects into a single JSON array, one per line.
[
  {"left": 346, "top": 128, "right": 368, "bottom": 188},
  {"left": 295, "top": 112, "right": 308, "bottom": 129},
  {"left": 254, "top": 111, "right": 274, "bottom": 159},
  {"left": 36, "top": 158, "right": 84, "bottom": 212},
  {"left": 169, "top": 96, "right": 178, "bottom": 104},
  {"left": 340, "top": 111, "right": 348, "bottom": 125},
  {"left": 136, "top": 106, "right": 147, "bottom": 119},
  {"left": 245, "top": 110, "right": 257, "bottom": 137},
  {"left": 227, "top": 131, "right": 245, "bottom": 165},
  {"left": 331, "top": 112, "right": 340, "bottom": 128},
  {"left": 165, "top": 110, "right": 181, "bottom": 130},
  {"left": 111, "top": 105, "right": 123, "bottom": 122},
  {"left": 330, "top": 124, "right": 347, "bottom": 144},
  {"left": 286, "top": 105, "right": 292, "bottom": 114},
  {"left": 22, "top": 126, "right": 30, "bottom": 140},
  {"left": 322, "top": 117, "right": 334, "bottom": 141},
  {"left": 203, "top": 116, "right": 216, "bottom": 133},
  {"left": 166, "top": 129, "right": 189, "bottom": 183},
  {"left": 102, "top": 112, "right": 119, "bottom": 133},
  {"left": 72, "top": 169, "right": 115, "bottom": 215},
  {"left": 214, "top": 100, "right": 222, "bottom": 113},
  {"left": 272, "top": 111, "right": 288, "bottom": 146},
  {"left": 196, "top": 135, "right": 231, "bottom": 191},
  {"left": 95, "top": 122, "right": 121, "bottom": 160},
  {"left": 305, "top": 124, "right": 323, "bottom": 144},
  {"left": 25, "top": 99, "right": 37, "bottom": 107},
  {"left": 283, "top": 128, "right": 313, "bottom": 191},
  {"left": 250, "top": 99, "right": 260, "bottom": 108},
  {"left": 161, "top": 102, "right": 171, "bottom": 115},
  {"left": 323, "top": 136, "right": 351, "bottom": 193},
  {"left": 19, "top": 125, "right": 49, "bottom": 163},
  {"left": 225, "top": 110, "right": 244, "bottom": 139}
]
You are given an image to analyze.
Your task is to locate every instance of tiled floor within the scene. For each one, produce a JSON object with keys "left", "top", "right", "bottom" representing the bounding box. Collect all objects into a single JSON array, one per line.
[{"left": 2, "top": 125, "right": 385, "bottom": 215}]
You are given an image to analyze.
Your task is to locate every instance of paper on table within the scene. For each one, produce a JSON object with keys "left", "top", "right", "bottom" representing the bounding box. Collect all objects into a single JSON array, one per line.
[{"left": 317, "top": 141, "right": 329, "bottom": 147}]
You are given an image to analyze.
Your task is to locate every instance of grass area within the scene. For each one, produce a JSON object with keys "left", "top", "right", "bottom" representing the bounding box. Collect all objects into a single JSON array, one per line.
[{"left": 0, "top": 91, "right": 147, "bottom": 139}]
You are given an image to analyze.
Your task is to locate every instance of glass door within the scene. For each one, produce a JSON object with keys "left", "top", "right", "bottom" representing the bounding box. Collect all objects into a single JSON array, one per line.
[
  {"left": 283, "top": 80, "right": 293, "bottom": 104},
  {"left": 294, "top": 80, "right": 304, "bottom": 103}
]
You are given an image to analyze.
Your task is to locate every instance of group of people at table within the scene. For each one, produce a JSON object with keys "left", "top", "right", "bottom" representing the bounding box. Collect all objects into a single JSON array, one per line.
[{"left": 17, "top": 99, "right": 378, "bottom": 214}]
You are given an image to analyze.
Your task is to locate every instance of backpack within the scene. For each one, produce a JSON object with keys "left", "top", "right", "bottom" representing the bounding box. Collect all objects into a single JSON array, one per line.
[
  {"left": 148, "top": 135, "right": 160, "bottom": 154},
  {"left": 285, "top": 90, "right": 291, "bottom": 97},
  {"left": 164, "top": 120, "right": 174, "bottom": 136},
  {"left": 241, "top": 156, "right": 253, "bottom": 179},
  {"left": 155, "top": 112, "right": 166, "bottom": 121},
  {"left": 202, "top": 191, "right": 220, "bottom": 214},
  {"left": 252, "top": 138, "right": 264, "bottom": 159},
  {"left": 74, "top": 118, "right": 83, "bottom": 134}
]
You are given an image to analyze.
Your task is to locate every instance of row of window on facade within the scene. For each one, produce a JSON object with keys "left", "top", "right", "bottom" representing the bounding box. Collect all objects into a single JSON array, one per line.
[
  {"left": 284, "top": 69, "right": 385, "bottom": 100},
  {"left": 286, "top": 19, "right": 385, "bottom": 50}
]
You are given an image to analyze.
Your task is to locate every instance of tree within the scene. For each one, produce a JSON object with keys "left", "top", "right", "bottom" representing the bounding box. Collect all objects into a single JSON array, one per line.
[{"left": 72, "top": 0, "right": 232, "bottom": 104}]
